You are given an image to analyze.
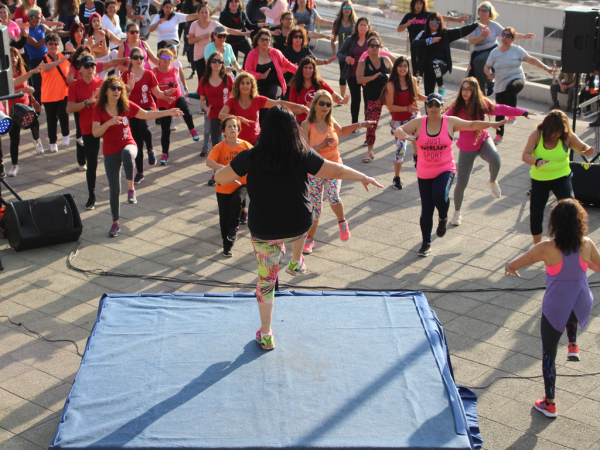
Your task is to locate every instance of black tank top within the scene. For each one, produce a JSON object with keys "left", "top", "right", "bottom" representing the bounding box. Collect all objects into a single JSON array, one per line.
[{"left": 364, "top": 56, "right": 389, "bottom": 101}]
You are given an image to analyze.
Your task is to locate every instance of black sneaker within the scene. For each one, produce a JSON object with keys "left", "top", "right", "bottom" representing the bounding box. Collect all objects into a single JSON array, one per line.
[
  {"left": 223, "top": 249, "right": 233, "bottom": 257},
  {"left": 392, "top": 176, "right": 403, "bottom": 190},
  {"left": 418, "top": 242, "right": 431, "bottom": 257},
  {"left": 239, "top": 209, "right": 248, "bottom": 225},
  {"left": 199, "top": 145, "right": 208, "bottom": 157},
  {"left": 85, "top": 195, "right": 96, "bottom": 210},
  {"left": 436, "top": 218, "right": 448, "bottom": 238},
  {"left": 486, "top": 85, "right": 494, "bottom": 96},
  {"left": 0, "top": 162, "right": 5, "bottom": 178},
  {"left": 227, "top": 228, "right": 238, "bottom": 242}
]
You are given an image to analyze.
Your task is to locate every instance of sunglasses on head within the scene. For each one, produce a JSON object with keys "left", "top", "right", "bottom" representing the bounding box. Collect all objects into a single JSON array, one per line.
[
  {"left": 343, "top": 5, "right": 351, "bottom": 9},
  {"left": 131, "top": 54, "right": 144, "bottom": 60},
  {"left": 211, "top": 58, "right": 223, "bottom": 64},
  {"left": 501, "top": 32, "right": 514, "bottom": 38},
  {"left": 160, "top": 54, "right": 172, "bottom": 60},
  {"left": 369, "top": 43, "right": 380, "bottom": 48},
  {"left": 430, "top": 20, "right": 440, "bottom": 25},
  {"left": 83, "top": 63, "right": 96, "bottom": 69},
  {"left": 109, "top": 85, "right": 123, "bottom": 92},
  {"left": 317, "top": 100, "right": 332, "bottom": 107},
  {"left": 426, "top": 100, "right": 442, "bottom": 108},
  {"left": 128, "top": 29, "right": 139, "bottom": 34}
]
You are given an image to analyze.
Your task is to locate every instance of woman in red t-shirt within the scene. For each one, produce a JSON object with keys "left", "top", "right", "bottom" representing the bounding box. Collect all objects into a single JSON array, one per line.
[
  {"left": 92, "top": 75, "right": 184, "bottom": 237},
  {"left": 218, "top": 72, "right": 309, "bottom": 146},
  {"left": 288, "top": 57, "right": 348, "bottom": 123},
  {"left": 153, "top": 47, "right": 198, "bottom": 165},
  {"left": 1, "top": 48, "right": 44, "bottom": 177},
  {"left": 123, "top": 46, "right": 177, "bottom": 182}
]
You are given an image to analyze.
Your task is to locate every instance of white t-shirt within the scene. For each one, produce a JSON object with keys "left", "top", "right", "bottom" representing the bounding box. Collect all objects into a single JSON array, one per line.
[
  {"left": 151, "top": 12, "right": 189, "bottom": 43},
  {"left": 486, "top": 44, "right": 528, "bottom": 93},
  {"left": 470, "top": 21, "right": 504, "bottom": 52},
  {"left": 102, "top": 15, "right": 126, "bottom": 49},
  {"left": 189, "top": 20, "right": 219, "bottom": 61}
]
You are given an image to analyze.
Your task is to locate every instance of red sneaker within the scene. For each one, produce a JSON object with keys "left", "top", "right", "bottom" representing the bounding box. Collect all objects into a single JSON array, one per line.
[
  {"left": 339, "top": 220, "right": 350, "bottom": 241},
  {"left": 534, "top": 397, "right": 557, "bottom": 418},
  {"left": 567, "top": 343, "right": 580, "bottom": 361},
  {"left": 303, "top": 238, "right": 315, "bottom": 254}
]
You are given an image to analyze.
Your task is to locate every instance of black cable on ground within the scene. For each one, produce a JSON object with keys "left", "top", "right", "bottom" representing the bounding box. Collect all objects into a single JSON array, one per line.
[{"left": 0, "top": 315, "right": 83, "bottom": 357}]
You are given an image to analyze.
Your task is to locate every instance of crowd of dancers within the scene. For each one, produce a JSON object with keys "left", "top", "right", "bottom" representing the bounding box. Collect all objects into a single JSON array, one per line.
[{"left": 0, "top": 0, "right": 598, "bottom": 421}]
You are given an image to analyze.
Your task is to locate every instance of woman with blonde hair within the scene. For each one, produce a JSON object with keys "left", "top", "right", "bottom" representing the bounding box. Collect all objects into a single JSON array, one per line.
[
  {"left": 522, "top": 110, "right": 594, "bottom": 244},
  {"left": 92, "top": 75, "right": 183, "bottom": 236},
  {"left": 300, "top": 90, "right": 375, "bottom": 253}
]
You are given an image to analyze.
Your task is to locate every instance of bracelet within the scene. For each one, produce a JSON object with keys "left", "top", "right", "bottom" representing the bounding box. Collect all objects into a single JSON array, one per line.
[
  {"left": 357, "top": 121, "right": 362, "bottom": 128},
  {"left": 535, "top": 158, "right": 543, "bottom": 167},
  {"left": 505, "top": 263, "right": 509, "bottom": 272},
  {"left": 83, "top": 99, "right": 89, "bottom": 107}
]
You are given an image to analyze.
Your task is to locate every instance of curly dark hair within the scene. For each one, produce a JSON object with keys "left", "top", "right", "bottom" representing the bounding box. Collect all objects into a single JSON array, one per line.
[
  {"left": 537, "top": 110, "right": 571, "bottom": 143},
  {"left": 97, "top": 75, "right": 130, "bottom": 114},
  {"left": 548, "top": 199, "right": 588, "bottom": 255},
  {"left": 285, "top": 26, "right": 307, "bottom": 48}
]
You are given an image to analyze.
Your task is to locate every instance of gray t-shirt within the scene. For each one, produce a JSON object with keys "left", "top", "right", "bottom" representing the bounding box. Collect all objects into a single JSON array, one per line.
[
  {"left": 486, "top": 44, "right": 528, "bottom": 93},
  {"left": 128, "top": 0, "right": 152, "bottom": 27},
  {"left": 470, "top": 20, "right": 504, "bottom": 52},
  {"left": 336, "top": 22, "right": 353, "bottom": 51},
  {"left": 294, "top": 8, "right": 316, "bottom": 32}
]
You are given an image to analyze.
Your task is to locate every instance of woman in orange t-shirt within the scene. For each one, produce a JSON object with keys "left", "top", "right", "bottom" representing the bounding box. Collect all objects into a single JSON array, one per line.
[
  {"left": 300, "top": 89, "right": 374, "bottom": 254},
  {"left": 40, "top": 33, "right": 72, "bottom": 153},
  {"left": 206, "top": 115, "right": 251, "bottom": 257}
]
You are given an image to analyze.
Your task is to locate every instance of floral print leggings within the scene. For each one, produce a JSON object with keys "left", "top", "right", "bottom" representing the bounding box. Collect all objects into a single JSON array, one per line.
[
  {"left": 365, "top": 99, "right": 384, "bottom": 146},
  {"left": 308, "top": 175, "right": 341, "bottom": 220}
]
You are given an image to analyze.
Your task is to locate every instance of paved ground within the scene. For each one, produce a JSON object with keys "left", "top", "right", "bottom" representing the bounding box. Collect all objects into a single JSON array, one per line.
[{"left": 1, "top": 45, "right": 600, "bottom": 450}]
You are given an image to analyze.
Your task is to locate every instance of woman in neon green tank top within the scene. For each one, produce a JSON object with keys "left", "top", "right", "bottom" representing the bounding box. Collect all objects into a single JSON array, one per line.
[{"left": 522, "top": 111, "right": 594, "bottom": 244}]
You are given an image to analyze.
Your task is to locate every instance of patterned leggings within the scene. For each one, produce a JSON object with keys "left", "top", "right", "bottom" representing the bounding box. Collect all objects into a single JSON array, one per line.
[
  {"left": 308, "top": 175, "right": 341, "bottom": 220},
  {"left": 541, "top": 312, "right": 578, "bottom": 400},
  {"left": 391, "top": 119, "right": 413, "bottom": 163},
  {"left": 365, "top": 99, "right": 383, "bottom": 146},
  {"left": 251, "top": 233, "right": 307, "bottom": 303}
]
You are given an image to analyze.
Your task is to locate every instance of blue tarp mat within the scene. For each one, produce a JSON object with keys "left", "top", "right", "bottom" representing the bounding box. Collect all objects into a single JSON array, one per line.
[{"left": 50, "top": 291, "right": 479, "bottom": 450}]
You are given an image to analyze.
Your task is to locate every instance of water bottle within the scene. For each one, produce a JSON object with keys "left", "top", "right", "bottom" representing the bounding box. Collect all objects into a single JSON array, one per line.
[{"left": 594, "top": 74, "right": 599, "bottom": 91}]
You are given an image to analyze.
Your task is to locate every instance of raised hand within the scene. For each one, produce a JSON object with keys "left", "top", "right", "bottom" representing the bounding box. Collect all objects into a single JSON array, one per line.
[
  {"left": 125, "top": 72, "right": 136, "bottom": 91},
  {"left": 89, "top": 88, "right": 100, "bottom": 106},
  {"left": 319, "top": 135, "right": 335, "bottom": 149},
  {"left": 259, "top": 68, "right": 271, "bottom": 79}
]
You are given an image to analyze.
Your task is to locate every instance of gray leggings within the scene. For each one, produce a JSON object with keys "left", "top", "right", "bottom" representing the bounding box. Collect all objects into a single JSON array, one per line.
[
  {"left": 210, "top": 118, "right": 223, "bottom": 147},
  {"left": 103, "top": 144, "right": 138, "bottom": 222},
  {"left": 454, "top": 137, "right": 501, "bottom": 211}
]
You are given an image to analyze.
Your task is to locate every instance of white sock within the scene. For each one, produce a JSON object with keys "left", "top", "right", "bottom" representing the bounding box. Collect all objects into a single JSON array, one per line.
[{"left": 261, "top": 331, "right": 272, "bottom": 339}]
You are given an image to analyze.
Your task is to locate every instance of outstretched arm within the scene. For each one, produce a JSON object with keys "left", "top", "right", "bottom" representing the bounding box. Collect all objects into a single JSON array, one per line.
[
  {"left": 314, "top": 159, "right": 383, "bottom": 191},
  {"left": 505, "top": 242, "right": 549, "bottom": 277}
]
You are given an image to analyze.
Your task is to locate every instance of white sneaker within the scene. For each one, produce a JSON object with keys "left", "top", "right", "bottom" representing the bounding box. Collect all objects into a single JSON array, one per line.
[
  {"left": 451, "top": 211, "right": 462, "bottom": 226},
  {"left": 50, "top": 144, "right": 58, "bottom": 153},
  {"left": 76, "top": 137, "right": 84, "bottom": 146},
  {"left": 35, "top": 139, "right": 44, "bottom": 153},
  {"left": 8, "top": 164, "right": 18, "bottom": 177},
  {"left": 78, "top": 164, "right": 87, "bottom": 171},
  {"left": 488, "top": 180, "right": 501, "bottom": 198},
  {"left": 62, "top": 135, "right": 70, "bottom": 146},
  {"left": 170, "top": 123, "right": 177, "bottom": 131}
]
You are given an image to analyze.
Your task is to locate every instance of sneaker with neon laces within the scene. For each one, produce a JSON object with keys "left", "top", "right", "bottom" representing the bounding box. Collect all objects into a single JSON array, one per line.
[
  {"left": 303, "top": 238, "right": 315, "bottom": 254},
  {"left": 108, "top": 223, "right": 121, "bottom": 237},
  {"left": 256, "top": 328, "right": 275, "bottom": 350},
  {"left": 451, "top": 211, "right": 462, "bottom": 226},
  {"left": 488, "top": 180, "right": 501, "bottom": 198},
  {"left": 567, "top": 343, "right": 580, "bottom": 361},
  {"left": 147, "top": 150, "right": 157, "bottom": 166},
  {"left": 494, "top": 135, "right": 503, "bottom": 145},
  {"left": 159, "top": 154, "right": 169, "bottom": 165},
  {"left": 286, "top": 256, "right": 307, "bottom": 276},
  {"left": 190, "top": 128, "right": 200, "bottom": 141},
  {"left": 339, "top": 220, "right": 350, "bottom": 240},
  {"left": 127, "top": 188, "right": 137, "bottom": 204},
  {"left": 62, "top": 135, "right": 70, "bottom": 146},
  {"left": 534, "top": 397, "right": 557, "bottom": 418}
]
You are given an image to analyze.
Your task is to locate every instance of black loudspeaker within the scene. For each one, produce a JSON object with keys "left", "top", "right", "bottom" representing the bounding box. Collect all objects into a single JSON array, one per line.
[
  {"left": 0, "top": 25, "right": 14, "bottom": 97},
  {"left": 2, "top": 194, "right": 83, "bottom": 251},
  {"left": 562, "top": 6, "right": 600, "bottom": 73}
]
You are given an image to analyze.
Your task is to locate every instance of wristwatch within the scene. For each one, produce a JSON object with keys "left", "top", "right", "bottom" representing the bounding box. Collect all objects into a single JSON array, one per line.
[{"left": 83, "top": 99, "right": 89, "bottom": 107}]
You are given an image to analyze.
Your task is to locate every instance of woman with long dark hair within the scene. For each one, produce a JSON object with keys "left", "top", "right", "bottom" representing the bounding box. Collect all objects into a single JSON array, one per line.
[
  {"left": 292, "top": 0, "right": 331, "bottom": 33},
  {"left": 65, "top": 21, "right": 86, "bottom": 52},
  {"left": 283, "top": 26, "right": 335, "bottom": 87},
  {"left": 92, "top": 75, "right": 183, "bottom": 236},
  {"left": 215, "top": 105, "right": 382, "bottom": 350},
  {"left": 446, "top": 76, "right": 531, "bottom": 226},
  {"left": 53, "top": 0, "right": 79, "bottom": 45},
  {"left": 505, "top": 199, "right": 600, "bottom": 418},
  {"left": 412, "top": 13, "right": 483, "bottom": 97},
  {"left": 288, "top": 57, "right": 348, "bottom": 123},
  {"left": 522, "top": 111, "right": 594, "bottom": 244},
  {"left": 84, "top": 12, "right": 123, "bottom": 77},
  {"left": 117, "top": 22, "right": 159, "bottom": 72},
  {"left": 219, "top": 0, "right": 263, "bottom": 63},
  {"left": 356, "top": 34, "right": 392, "bottom": 163},
  {"left": 149, "top": 0, "right": 199, "bottom": 48},
  {"left": 385, "top": 55, "right": 425, "bottom": 190},
  {"left": 330, "top": 0, "right": 356, "bottom": 98}
]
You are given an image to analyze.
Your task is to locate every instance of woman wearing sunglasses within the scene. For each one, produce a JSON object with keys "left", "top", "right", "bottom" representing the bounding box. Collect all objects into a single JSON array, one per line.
[
  {"left": 446, "top": 77, "right": 531, "bottom": 226},
  {"left": 123, "top": 47, "right": 177, "bottom": 183},
  {"left": 204, "top": 26, "right": 242, "bottom": 73},
  {"left": 385, "top": 55, "right": 426, "bottom": 190},
  {"left": 289, "top": 57, "right": 348, "bottom": 123},
  {"left": 394, "top": 92, "right": 506, "bottom": 257},
  {"left": 300, "top": 90, "right": 375, "bottom": 254},
  {"left": 92, "top": 75, "right": 184, "bottom": 237},
  {"left": 153, "top": 47, "right": 199, "bottom": 165},
  {"left": 218, "top": 72, "right": 309, "bottom": 145},
  {"left": 117, "top": 22, "right": 159, "bottom": 72},
  {"left": 412, "top": 13, "right": 483, "bottom": 97},
  {"left": 356, "top": 34, "right": 392, "bottom": 163},
  {"left": 85, "top": 12, "right": 124, "bottom": 77},
  {"left": 331, "top": 1, "right": 357, "bottom": 99},
  {"left": 485, "top": 27, "right": 556, "bottom": 145}
]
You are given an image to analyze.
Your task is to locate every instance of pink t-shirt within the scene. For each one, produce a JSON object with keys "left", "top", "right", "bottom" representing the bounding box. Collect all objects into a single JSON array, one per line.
[
  {"left": 6, "top": 20, "right": 20, "bottom": 39},
  {"left": 416, "top": 116, "right": 456, "bottom": 179},
  {"left": 358, "top": 50, "right": 393, "bottom": 62},
  {"left": 189, "top": 20, "right": 219, "bottom": 62}
]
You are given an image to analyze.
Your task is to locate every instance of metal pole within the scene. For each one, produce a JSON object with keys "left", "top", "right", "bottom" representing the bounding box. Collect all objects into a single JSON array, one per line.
[
  {"left": 570, "top": 72, "right": 581, "bottom": 161},
  {"left": 472, "top": 0, "right": 478, "bottom": 23}
]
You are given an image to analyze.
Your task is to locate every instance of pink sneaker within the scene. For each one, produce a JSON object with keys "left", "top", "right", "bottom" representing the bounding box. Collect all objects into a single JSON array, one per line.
[
  {"left": 339, "top": 220, "right": 350, "bottom": 240},
  {"left": 303, "top": 238, "right": 315, "bottom": 254}
]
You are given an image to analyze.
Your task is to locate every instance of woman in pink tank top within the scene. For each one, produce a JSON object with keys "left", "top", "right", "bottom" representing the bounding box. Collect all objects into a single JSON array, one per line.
[
  {"left": 117, "top": 23, "right": 159, "bottom": 71},
  {"left": 300, "top": 90, "right": 375, "bottom": 254},
  {"left": 505, "top": 199, "right": 600, "bottom": 418},
  {"left": 394, "top": 92, "right": 506, "bottom": 256}
]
